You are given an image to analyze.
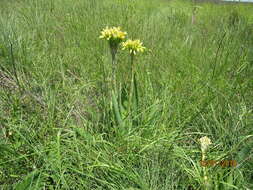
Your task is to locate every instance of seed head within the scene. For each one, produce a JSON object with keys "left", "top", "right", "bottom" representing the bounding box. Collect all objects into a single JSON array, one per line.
[{"left": 199, "top": 136, "right": 212, "bottom": 153}]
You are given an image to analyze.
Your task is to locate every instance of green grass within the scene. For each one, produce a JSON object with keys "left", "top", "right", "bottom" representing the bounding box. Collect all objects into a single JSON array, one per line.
[{"left": 0, "top": 0, "right": 253, "bottom": 189}]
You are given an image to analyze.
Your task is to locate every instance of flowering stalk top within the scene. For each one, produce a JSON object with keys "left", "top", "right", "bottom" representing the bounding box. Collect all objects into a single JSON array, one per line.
[
  {"left": 122, "top": 39, "right": 146, "bottom": 55},
  {"left": 199, "top": 136, "right": 212, "bottom": 153},
  {"left": 99, "top": 26, "right": 127, "bottom": 43}
]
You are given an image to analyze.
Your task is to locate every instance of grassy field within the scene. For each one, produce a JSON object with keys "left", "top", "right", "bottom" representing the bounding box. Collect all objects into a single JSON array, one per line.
[{"left": 0, "top": 0, "right": 253, "bottom": 189}]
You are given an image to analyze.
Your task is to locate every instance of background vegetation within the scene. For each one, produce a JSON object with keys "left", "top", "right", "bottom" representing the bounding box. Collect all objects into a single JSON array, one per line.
[{"left": 0, "top": 0, "right": 252, "bottom": 189}]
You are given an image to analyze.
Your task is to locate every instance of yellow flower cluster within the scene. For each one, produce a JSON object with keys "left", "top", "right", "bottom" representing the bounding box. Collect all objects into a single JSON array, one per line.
[
  {"left": 99, "top": 26, "right": 127, "bottom": 42},
  {"left": 99, "top": 27, "right": 146, "bottom": 56},
  {"left": 122, "top": 39, "right": 146, "bottom": 55},
  {"left": 199, "top": 136, "right": 212, "bottom": 153}
]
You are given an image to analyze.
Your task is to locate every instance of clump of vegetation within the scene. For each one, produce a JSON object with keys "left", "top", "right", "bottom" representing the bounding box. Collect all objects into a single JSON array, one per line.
[{"left": 0, "top": 0, "right": 252, "bottom": 189}]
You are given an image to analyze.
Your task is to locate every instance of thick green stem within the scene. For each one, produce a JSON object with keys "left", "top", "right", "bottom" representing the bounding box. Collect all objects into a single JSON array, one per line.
[
  {"left": 110, "top": 45, "right": 123, "bottom": 130},
  {"left": 128, "top": 53, "right": 134, "bottom": 119},
  {"left": 130, "top": 53, "right": 134, "bottom": 94},
  {"left": 202, "top": 151, "right": 210, "bottom": 190},
  {"left": 112, "top": 54, "right": 116, "bottom": 92},
  {"left": 111, "top": 48, "right": 117, "bottom": 92}
]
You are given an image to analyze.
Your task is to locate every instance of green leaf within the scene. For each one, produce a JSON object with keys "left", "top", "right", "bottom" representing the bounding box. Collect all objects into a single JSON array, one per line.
[
  {"left": 226, "top": 172, "right": 234, "bottom": 189},
  {"left": 237, "top": 144, "right": 252, "bottom": 162},
  {"left": 0, "top": 143, "right": 14, "bottom": 156},
  {"left": 14, "top": 170, "right": 41, "bottom": 190},
  {"left": 132, "top": 73, "right": 139, "bottom": 126},
  {"left": 112, "top": 90, "right": 123, "bottom": 126}
]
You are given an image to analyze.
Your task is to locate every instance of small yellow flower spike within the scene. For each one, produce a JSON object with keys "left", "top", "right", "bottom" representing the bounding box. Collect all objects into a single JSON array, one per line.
[
  {"left": 199, "top": 136, "right": 212, "bottom": 153},
  {"left": 122, "top": 39, "right": 146, "bottom": 55},
  {"left": 99, "top": 26, "right": 127, "bottom": 42}
]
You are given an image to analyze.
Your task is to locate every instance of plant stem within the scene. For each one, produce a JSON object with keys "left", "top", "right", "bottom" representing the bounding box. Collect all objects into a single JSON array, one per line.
[
  {"left": 110, "top": 46, "right": 123, "bottom": 132},
  {"left": 111, "top": 46, "right": 117, "bottom": 93},
  {"left": 202, "top": 152, "right": 210, "bottom": 190},
  {"left": 128, "top": 53, "right": 134, "bottom": 120}
]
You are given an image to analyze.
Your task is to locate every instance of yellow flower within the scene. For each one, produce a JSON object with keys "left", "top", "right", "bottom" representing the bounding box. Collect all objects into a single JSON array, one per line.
[
  {"left": 199, "top": 136, "right": 212, "bottom": 153},
  {"left": 99, "top": 26, "right": 127, "bottom": 42},
  {"left": 122, "top": 39, "right": 146, "bottom": 55}
]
